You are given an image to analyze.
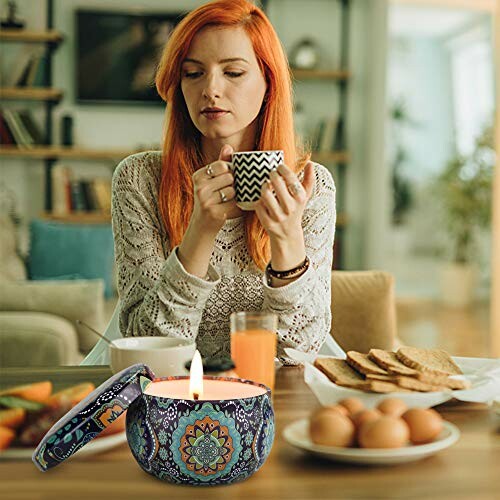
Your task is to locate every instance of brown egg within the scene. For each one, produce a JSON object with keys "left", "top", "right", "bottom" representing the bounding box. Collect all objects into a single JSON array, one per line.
[
  {"left": 402, "top": 408, "right": 443, "bottom": 444},
  {"left": 377, "top": 398, "right": 408, "bottom": 417},
  {"left": 358, "top": 416, "right": 410, "bottom": 449},
  {"left": 324, "top": 404, "right": 349, "bottom": 417},
  {"left": 352, "top": 408, "right": 382, "bottom": 429},
  {"left": 338, "top": 397, "right": 365, "bottom": 416},
  {"left": 309, "top": 409, "right": 356, "bottom": 447}
]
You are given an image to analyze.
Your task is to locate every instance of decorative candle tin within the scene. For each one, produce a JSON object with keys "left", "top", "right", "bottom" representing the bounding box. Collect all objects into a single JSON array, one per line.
[
  {"left": 33, "top": 365, "right": 275, "bottom": 486},
  {"left": 128, "top": 375, "right": 274, "bottom": 485}
]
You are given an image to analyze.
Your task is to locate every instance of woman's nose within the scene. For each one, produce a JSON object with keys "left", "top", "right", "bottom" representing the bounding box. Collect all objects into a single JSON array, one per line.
[{"left": 202, "top": 73, "right": 222, "bottom": 100}]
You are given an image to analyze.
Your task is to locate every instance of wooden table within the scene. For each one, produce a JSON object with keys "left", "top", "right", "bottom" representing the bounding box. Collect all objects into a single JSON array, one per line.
[{"left": 0, "top": 366, "right": 499, "bottom": 499}]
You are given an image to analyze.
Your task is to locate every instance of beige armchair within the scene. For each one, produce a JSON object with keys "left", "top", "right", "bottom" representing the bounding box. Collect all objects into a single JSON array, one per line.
[{"left": 330, "top": 270, "right": 397, "bottom": 353}]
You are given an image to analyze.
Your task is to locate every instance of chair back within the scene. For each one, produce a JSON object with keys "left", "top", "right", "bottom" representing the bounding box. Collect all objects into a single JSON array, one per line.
[{"left": 330, "top": 270, "right": 396, "bottom": 353}]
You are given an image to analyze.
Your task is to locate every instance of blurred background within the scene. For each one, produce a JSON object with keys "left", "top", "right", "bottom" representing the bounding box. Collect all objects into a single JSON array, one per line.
[{"left": 0, "top": 0, "right": 498, "bottom": 366}]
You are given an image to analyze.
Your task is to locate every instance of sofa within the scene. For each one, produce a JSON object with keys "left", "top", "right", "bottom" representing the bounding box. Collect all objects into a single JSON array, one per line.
[{"left": 0, "top": 214, "right": 109, "bottom": 367}]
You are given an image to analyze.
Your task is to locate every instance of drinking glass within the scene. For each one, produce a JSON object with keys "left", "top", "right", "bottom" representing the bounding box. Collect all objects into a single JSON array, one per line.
[{"left": 230, "top": 311, "right": 278, "bottom": 391}]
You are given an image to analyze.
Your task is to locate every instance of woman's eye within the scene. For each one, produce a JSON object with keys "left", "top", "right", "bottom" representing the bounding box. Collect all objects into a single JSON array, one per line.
[
  {"left": 226, "top": 72, "right": 244, "bottom": 78},
  {"left": 184, "top": 71, "right": 202, "bottom": 79}
]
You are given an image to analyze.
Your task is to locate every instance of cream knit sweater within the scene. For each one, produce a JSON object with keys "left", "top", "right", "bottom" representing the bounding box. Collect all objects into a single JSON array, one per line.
[{"left": 112, "top": 151, "right": 336, "bottom": 364}]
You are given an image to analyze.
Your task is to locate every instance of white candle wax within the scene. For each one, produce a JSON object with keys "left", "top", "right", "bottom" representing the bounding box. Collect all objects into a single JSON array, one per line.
[{"left": 144, "top": 378, "right": 267, "bottom": 400}]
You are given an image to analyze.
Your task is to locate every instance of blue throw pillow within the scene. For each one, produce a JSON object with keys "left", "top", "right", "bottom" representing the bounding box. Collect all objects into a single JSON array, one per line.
[{"left": 28, "top": 219, "right": 115, "bottom": 297}]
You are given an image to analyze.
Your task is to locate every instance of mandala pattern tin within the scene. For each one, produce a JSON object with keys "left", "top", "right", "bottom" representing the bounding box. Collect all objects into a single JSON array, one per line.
[{"left": 33, "top": 364, "right": 275, "bottom": 486}]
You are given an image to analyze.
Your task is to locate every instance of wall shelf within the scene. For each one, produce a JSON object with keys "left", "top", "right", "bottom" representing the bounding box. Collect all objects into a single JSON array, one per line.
[
  {"left": 40, "top": 212, "right": 111, "bottom": 224},
  {"left": 0, "top": 87, "right": 63, "bottom": 102},
  {"left": 0, "top": 29, "right": 63, "bottom": 44},
  {"left": 292, "top": 69, "right": 350, "bottom": 81},
  {"left": 0, "top": 146, "right": 136, "bottom": 161},
  {"left": 311, "top": 151, "right": 350, "bottom": 164}
]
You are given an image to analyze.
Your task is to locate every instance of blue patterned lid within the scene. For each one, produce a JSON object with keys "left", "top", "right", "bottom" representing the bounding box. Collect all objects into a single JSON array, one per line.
[{"left": 32, "top": 363, "right": 155, "bottom": 472}]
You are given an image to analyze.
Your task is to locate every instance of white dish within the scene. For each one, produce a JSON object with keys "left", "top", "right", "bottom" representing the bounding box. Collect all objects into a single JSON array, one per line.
[
  {"left": 283, "top": 419, "right": 460, "bottom": 465},
  {"left": 110, "top": 336, "right": 196, "bottom": 377},
  {"left": 0, "top": 431, "right": 128, "bottom": 461},
  {"left": 301, "top": 355, "right": 500, "bottom": 408}
]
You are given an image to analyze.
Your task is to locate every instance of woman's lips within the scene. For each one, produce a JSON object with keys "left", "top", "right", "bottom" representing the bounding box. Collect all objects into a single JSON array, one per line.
[{"left": 201, "top": 110, "right": 229, "bottom": 121}]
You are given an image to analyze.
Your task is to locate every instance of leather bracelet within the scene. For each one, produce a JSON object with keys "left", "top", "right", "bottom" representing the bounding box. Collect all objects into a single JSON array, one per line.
[{"left": 266, "top": 256, "right": 310, "bottom": 280}]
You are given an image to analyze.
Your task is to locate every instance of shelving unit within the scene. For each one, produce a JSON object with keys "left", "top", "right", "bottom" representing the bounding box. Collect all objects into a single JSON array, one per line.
[
  {"left": 0, "top": 145, "right": 136, "bottom": 161},
  {"left": 0, "top": 0, "right": 61, "bottom": 212}
]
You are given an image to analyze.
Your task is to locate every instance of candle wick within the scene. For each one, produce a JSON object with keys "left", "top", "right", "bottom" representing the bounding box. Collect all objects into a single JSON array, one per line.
[{"left": 193, "top": 393, "right": 199, "bottom": 401}]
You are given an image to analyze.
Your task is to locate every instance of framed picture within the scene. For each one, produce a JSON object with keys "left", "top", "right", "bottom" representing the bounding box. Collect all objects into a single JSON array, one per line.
[{"left": 76, "top": 10, "right": 185, "bottom": 105}]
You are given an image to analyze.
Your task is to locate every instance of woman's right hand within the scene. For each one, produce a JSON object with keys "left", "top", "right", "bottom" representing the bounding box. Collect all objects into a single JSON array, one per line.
[{"left": 190, "top": 144, "right": 240, "bottom": 234}]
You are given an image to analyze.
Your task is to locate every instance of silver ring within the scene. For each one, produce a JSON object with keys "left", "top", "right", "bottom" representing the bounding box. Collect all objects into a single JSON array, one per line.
[
  {"left": 288, "top": 181, "right": 302, "bottom": 196},
  {"left": 206, "top": 163, "right": 214, "bottom": 178},
  {"left": 219, "top": 189, "right": 227, "bottom": 203}
]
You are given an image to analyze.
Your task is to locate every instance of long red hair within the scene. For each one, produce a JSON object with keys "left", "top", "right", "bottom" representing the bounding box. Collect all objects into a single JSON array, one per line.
[{"left": 155, "top": 0, "right": 308, "bottom": 269}]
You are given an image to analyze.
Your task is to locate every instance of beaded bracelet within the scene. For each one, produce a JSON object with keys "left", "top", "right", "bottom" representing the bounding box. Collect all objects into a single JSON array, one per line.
[{"left": 266, "top": 256, "right": 310, "bottom": 280}]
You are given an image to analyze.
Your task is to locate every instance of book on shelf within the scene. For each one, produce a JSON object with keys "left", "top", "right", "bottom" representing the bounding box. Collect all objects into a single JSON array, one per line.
[
  {"left": 32, "top": 55, "right": 48, "bottom": 87},
  {"left": 11, "top": 50, "right": 45, "bottom": 87},
  {"left": 51, "top": 165, "right": 72, "bottom": 216},
  {"left": 0, "top": 114, "right": 16, "bottom": 144},
  {"left": 9, "top": 53, "right": 32, "bottom": 87},
  {"left": 50, "top": 168, "right": 112, "bottom": 216},
  {"left": 0, "top": 109, "right": 44, "bottom": 147},
  {"left": 90, "top": 178, "right": 112, "bottom": 213},
  {"left": 2, "top": 109, "right": 34, "bottom": 149},
  {"left": 312, "top": 117, "right": 338, "bottom": 153},
  {"left": 15, "top": 54, "right": 36, "bottom": 87},
  {"left": 17, "top": 110, "right": 45, "bottom": 144},
  {"left": 70, "top": 180, "right": 86, "bottom": 212}
]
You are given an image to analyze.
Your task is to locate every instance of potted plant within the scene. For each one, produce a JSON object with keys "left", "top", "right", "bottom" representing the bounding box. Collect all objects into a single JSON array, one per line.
[{"left": 435, "top": 125, "right": 494, "bottom": 306}]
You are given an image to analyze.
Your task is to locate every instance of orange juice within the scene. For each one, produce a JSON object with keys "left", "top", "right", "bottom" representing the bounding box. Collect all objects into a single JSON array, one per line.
[{"left": 231, "top": 329, "right": 277, "bottom": 391}]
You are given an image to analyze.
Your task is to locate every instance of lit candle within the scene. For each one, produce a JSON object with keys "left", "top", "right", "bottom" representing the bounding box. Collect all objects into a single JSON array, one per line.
[
  {"left": 189, "top": 349, "right": 203, "bottom": 400},
  {"left": 143, "top": 351, "right": 268, "bottom": 401}
]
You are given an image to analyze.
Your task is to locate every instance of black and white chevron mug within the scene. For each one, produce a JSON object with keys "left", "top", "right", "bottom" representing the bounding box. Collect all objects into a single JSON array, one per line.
[{"left": 231, "top": 150, "right": 284, "bottom": 210}]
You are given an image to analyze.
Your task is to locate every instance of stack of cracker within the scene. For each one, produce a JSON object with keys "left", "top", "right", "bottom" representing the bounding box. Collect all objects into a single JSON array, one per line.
[{"left": 314, "top": 346, "right": 470, "bottom": 393}]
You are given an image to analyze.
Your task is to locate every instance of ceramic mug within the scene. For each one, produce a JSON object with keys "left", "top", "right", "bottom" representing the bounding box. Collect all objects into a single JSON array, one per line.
[
  {"left": 231, "top": 150, "right": 284, "bottom": 210},
  {"left": 110, "top": 337, "right": 196, "bottom": 377}
]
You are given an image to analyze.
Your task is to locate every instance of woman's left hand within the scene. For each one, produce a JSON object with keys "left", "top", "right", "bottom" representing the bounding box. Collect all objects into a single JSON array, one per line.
[{"left": 255, "top": 161, "right": 315, "bottom": 242}]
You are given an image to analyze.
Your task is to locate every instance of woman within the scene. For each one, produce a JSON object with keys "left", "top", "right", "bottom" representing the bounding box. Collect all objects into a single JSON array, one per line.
[{"left": 112, "top": 0, "right": 337, "bottom": 364}]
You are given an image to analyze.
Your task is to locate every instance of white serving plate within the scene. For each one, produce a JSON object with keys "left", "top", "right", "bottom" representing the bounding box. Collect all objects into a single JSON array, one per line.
[
  {"left": 283, "top": 418, "right": 460, "bottom": 465},
  {"left": 0, "top": 431, "right": 127, "bottom": 460},
  {"left": 300, "top": 355, "right": 500, "bottom": 408}
]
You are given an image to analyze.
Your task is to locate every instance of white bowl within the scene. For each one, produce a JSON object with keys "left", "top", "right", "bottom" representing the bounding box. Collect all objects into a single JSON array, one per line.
[{"left": 110, "top": 337, "right": 196, "bottom": 377}]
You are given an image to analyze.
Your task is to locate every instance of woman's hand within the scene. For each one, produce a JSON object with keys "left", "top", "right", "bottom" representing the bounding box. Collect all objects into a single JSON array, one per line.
[
  {"left": 255, "top": 161, "right": 315, "bottom": 272},
  {"left": 190, "top": 144, "right": 240, "bottom": 234},
  {"left": 177, "top": 144, "right": 240, "bottom": 278}
]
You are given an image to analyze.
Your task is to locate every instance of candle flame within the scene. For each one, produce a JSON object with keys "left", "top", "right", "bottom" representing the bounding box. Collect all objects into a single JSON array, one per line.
[{"left": 189, "top": 350, "right": 204, "bottom": 400}]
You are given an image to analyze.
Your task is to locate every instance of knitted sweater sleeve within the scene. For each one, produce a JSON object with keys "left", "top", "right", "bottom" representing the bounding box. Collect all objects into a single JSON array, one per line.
[
  {"left": 112, "top": 152, "right": 220, "bottom": 340},
  {"left": 262, "top": 163, "right": 336, "bottom": 364}
]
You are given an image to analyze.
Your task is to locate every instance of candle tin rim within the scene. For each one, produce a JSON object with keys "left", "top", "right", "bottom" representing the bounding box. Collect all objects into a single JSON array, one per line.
[{"left": 144, "top": 375, "right": 272, "bottom": 401}]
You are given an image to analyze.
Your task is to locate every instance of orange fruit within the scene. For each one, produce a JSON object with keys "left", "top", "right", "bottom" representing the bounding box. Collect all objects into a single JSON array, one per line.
[
  {"left": 0, "top": 426, "right": 16, "bottom": 450},
  {"left": 0, "top": 408, "right": 26, "bottom": 430},
  {"left": 0, "top": 381, "right": 52, "bottom": 403},
  {"left": 47, "top": 382, "right": 95, "bottom": 408}
]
